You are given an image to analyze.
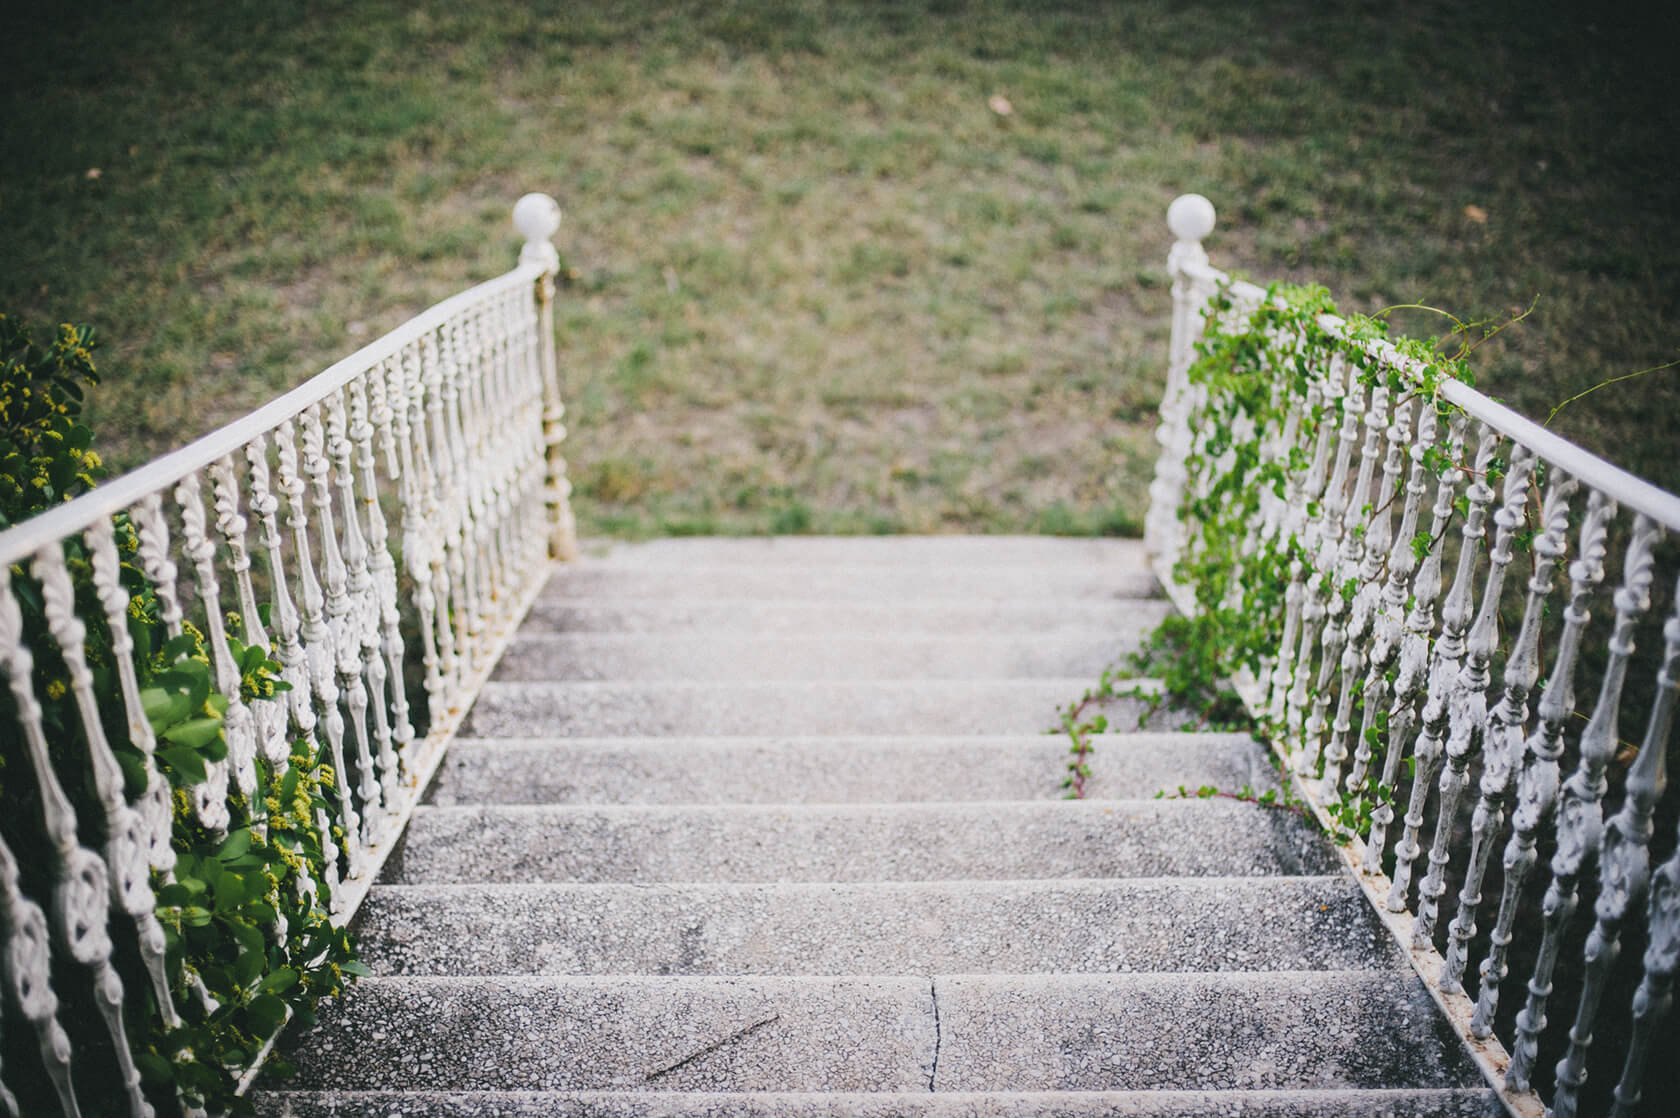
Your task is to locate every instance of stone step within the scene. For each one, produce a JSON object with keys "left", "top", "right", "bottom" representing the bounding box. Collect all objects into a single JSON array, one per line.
[
  {"left": 537, "top": 562, "right": 1158, "bottom": 603},
  {"left": 520, "top": 597, "right": 1168, "bottom": 636},
  {"left": 381, "top": 801, "right": 1336, "bottom": 885},
  {"left": 584, "top": 535, "right": 1152, "bottom": 567},
  {"left": 424, "top": 733, "right": 1276, "bottom": 806},
  {"left": 355, "top": 877, "right": 1401, "bottom": 977},
  {"left": 492, "top": 631, "right": 1147, "bottom": 682},
  {"left": 254, "top": 1087, "right": 1504, "bottom": 1117},
  {"left": 269, "top": 972, "right": 1482, "bottom": 1094},
  {"left": 460, "top": 679, "right": 1176, "bottom": 738}
]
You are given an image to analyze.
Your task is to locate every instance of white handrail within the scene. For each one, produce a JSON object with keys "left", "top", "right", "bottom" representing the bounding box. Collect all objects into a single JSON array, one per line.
[{"left": 0, "top": 261, "right": 546, "bottom": 566}]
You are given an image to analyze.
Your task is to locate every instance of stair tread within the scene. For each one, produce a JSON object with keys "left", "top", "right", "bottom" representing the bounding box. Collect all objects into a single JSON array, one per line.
[
  {"left": 271, "top": 972, "right": 1483, "bottom": 1094},
  {"left": 384, "top": 800, "right": 1336, "bottom": 884},
  {"left": 577, "top": 535, "right": 1153, "bottom": 566},
  {"left": 521, "top": 597, "right": 1165, "bottom": 634},
  {"left": 255, "top": 1087, "right": 1504, "bottom": 1118},
  {"left": 460, "top": 678, "right": 1176, "bottom": 737},
  {"left": 355, "top": 877, "right": 1402, "bottom": 976},
  {"left": 492, "top": 630, "right": 1157, "bottom": 681},
  {"left": 426, "top": 732, "right": 1273, "bottom": 805},
  {"left": 538, "top": 561, "right": 1158, "bottom": 602}
]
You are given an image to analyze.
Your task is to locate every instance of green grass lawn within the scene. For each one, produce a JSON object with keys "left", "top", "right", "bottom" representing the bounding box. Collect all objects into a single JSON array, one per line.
[{"left": 3, "top": 0, "right": 1676, "bottom": 538}]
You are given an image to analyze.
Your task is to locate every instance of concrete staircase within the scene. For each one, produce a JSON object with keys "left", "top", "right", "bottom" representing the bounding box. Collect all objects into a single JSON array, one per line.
[{"left": 256, "top": 537, "right": 1499, "bottom": 1117}]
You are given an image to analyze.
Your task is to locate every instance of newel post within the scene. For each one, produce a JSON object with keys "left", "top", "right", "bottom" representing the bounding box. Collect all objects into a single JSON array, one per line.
[
  {"left": 514, "top": 192, "right": 580, "bottom": 561},
  {"left": 1146, "top": 192, "right": 1217, "bottom": 577}
]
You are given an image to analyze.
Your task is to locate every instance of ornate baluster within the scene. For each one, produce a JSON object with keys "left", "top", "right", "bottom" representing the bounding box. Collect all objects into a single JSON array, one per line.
[
  {"left": 366, "top": 360, "right": 415, "bottom": 782},
  {"left": 1443, "top": 464, "right": 1576, "bottom": 993},
  {"left": 1269, "top": 375, "right": 1330, "bottom": 720},
  {"left": 1388, "top": 421, "right": 1499, "bottom": 911},
  {"left": 1473, "top": 490, "right": 1613, "bottom": 1036},
  {"left": 1613, "top": 794, "right": 1680, "bottom": 1116},
  {"left": 131, "top": 493, "right": 185, "bottom": 642},
  {"left": 1552, "top": 557, "right": 1677, "bottom": 1117},
  {"left": 178, "top": 471, "right": 261, "bottom": 816},
  {"left": 1417, "top": 442, "right": 1535, "bottom": 956},
  {"left": 1350, "top": 394, "right": 1425, "bottom": 797},
  {"left": 1364, "top": 406, "right": 1462, "bottom": 875},
  {"left": 431, "top": 323, "right": 473, "bottom": 685},
  {"left": 1286, "top": 351, "right": 1348, "bottom": 734},
  {"left": 277, "top": 415, "right": 363, "bottom": 879},
  {"left": 1328, "top": 382, "right": 1403, "bottom": 790},
  {"left": 344, "top": 376, "right": 401, "bottom": 809},
  {"left": 394, "top": 342, "right": 447, "bottom": 723},
  {"left": 442, "top": 317, "right": 485, "bottom": 672},
  {"left": 454, "top": 308, "right": 494, "bottom": 616},
  {"left": 1508, "top": 514, "right": 1659, "bottom": 1088},
  {"left": 91, "top": 515, "right": 174, "bottom": 873},
  {"left": 477, "top": 299, "right": 514, "bottom": 602},
  {"left": 65, "top": 528, "right": 184, "bottom": 1030},
  {"left": 496, "top": 288, "right": 531, "bottom": 588},
  {"left": 209, "top": 455, "right": 290, "bottom": 771},
  {"left": 133, "top": 493, "right": 231, "bottom": 832},
  {"left": 0, "top": 833, "right": 77, "bottom": 1117},
  {"left": 1298, "top": 355, "right": 1361, "bottom": 775},
  {"left": 312, "top": 397, "right": 381, "bottom": 848},
  {"left": 0, "top": 561, "right": 151, "bottom": 1118},
  {"left": 246, "top": 433, "right": 340, "bottom": 904}
]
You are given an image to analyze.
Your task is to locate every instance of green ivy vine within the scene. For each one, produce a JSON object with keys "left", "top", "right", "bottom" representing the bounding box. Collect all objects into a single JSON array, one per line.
[{"left": 1066, "top": 282, "right": 1499, "bottom": 841}]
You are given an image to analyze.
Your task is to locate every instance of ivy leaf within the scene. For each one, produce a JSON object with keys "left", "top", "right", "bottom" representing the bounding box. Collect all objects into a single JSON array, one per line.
[
  {"left": 218, "top": 829, "right": 253, "bottom": 860},
  {"left": 156, "top": 745, "right": 206, "bottom": 785},
  {"left": 163, "top": 716, "right": 222, "bottom": 750},
  {"left": 245, "top": 993, "right": 289, "bottom": 1036},
  {"left": 234, "top": 948, "right": 266, "bottom": 989},
  {"left": 261, "top": 967, "right": 300, "bottom": 994},
  {"left": 140, "top": 686, "right": 190, "bottom": 727},
  {"left": 135, "top": 1051, "right": 174, "bottom": 1085}
]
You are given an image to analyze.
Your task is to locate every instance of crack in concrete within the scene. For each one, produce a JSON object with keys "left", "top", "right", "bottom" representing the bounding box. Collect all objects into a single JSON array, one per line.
[
  {"left": 643, "top": 1013, "right": 781, "bottom": 1082},
  {"left": 928, "top": 977, "right": 942, "bottom": 1092}
]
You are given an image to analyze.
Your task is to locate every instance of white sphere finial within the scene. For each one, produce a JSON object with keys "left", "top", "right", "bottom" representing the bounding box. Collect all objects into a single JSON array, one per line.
[
  {"left": 514, "top": 193, "right": 562, "bottom": 242},
  {"left": 1167, "top": 193, "right": 1216, "bottom": 244},
  {"left": 514, "top": 193, "right": 562, "bottom": 271}
]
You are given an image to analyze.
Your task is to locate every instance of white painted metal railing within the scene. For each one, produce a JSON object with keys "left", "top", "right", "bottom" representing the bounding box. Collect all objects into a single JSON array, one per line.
[
  {"left": 1150, "top": 194, "right": 1679, "bottom": 1118},
  {"left": 0, "top": 194, "right": 577, "bottom": 1115}
]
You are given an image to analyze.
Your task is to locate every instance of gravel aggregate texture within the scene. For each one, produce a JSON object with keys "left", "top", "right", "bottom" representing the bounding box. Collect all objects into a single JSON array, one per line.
[
  {"left": 355, "top": 877, "right": 1402, "bottom": 976},
  {"left": 519, "top": 597, "right": 1164, "bottom": 635},
  {"left": 535, "top": 561, "right": 1160, "bottom": 602},
  {"left": 255, "top": 1087, "right": 1504, "bottom": 1117},
  {"left": 459, "top": 679, "right": 1180, "bottom": 738},
  {"left": 424, "top": 733, "right": 1273, "bottom": 806},
  {"left": 271, "top": 973, "right": 1479, "bottom": 1094},
  {"left": 490, "top": 631, "right": 1148, "bottom": 682},
  {"left": 579, "top": 537, "right": 1153, "bottom": 567},
  {"left": 381, "top": 800, "right": 1336, "bottom": 885}
]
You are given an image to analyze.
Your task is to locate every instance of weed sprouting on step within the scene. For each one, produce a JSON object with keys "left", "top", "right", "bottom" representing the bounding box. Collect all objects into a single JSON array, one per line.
[
  {"left": 1154, "top": 753, "right": 1316, "bottom": 825},
  {"left": 1056, "top": 614, "right": 1252, "bottom": 801},
  {"left": 1057, "top": 665, "right": 1120, "bottom": 798}
]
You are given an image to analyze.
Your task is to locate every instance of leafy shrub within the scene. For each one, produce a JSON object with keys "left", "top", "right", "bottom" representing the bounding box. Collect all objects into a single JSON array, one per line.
[{"left": 0, "top": 314, "right": 360, "bottom": 1116}]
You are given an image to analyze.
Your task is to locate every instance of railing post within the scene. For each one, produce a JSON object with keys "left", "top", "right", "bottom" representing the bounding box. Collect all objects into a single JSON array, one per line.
[
  {"left": 1146, "top": 193, "right": 1216, "bottom": 578},
  {"left": 514, "top": 192, "right": 579, "bottom": 562}
]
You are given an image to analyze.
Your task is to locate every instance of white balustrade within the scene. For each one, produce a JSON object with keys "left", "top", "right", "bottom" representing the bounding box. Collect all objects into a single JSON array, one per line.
[
  {"left": 1152, "top": 195, "right": 1680, "bottom": 1118},
  {"left": 0, "top": 195, "right": 575, "bottom": 1114}
]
